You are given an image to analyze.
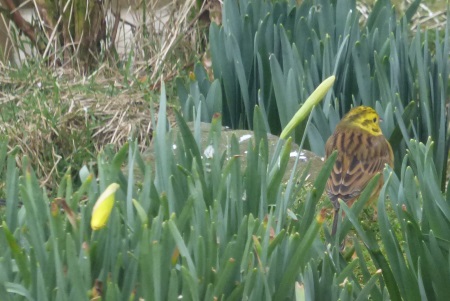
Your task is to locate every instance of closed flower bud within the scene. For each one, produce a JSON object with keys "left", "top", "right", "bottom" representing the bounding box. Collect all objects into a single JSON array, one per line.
[{"left": 91, "top": 183, "right": 120, "bottom": 230}]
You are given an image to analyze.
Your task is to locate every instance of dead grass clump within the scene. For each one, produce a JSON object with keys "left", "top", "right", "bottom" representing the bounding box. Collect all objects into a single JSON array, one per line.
[
  {"left": 0, "top": 0, "right": 219, "bottom": 85},
  {"left": 0, "top": 65, "right": 164, "bottom": 187},
  {"left": 0, "top": 0, "right": 213, "bottom": 188},
  {"left": 357, "top": 0, "right": 447, "bottom": 30}
]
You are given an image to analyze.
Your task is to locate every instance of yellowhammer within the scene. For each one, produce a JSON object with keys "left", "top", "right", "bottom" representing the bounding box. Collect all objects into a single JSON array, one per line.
[{"left": 325, "top": 106, "right": 394, "bottom": 236}]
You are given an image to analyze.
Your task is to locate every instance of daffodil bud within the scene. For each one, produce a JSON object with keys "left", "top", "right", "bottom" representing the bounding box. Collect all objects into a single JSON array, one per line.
[{"left": 91, "top": 183, "right": 120, "bottom": 230}]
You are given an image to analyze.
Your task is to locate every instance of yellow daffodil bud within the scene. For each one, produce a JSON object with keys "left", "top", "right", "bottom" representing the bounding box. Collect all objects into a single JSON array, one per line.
[{"left": 91, "top": 183, "right": 120, "bottom": 230}]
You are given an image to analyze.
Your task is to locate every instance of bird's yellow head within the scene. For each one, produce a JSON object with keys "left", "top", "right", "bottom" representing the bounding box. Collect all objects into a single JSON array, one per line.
[{"left": 340, "top": 106, "right": 383, "bottom": 136}]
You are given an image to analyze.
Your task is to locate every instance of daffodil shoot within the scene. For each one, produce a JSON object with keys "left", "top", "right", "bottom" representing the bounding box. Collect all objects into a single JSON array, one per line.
[{"left": 91, "top": 183, "right": 120, "bottom": 230}]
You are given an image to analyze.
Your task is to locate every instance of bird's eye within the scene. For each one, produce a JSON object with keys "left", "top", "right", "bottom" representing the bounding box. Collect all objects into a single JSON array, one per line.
[{"left": 373, "top": 117, "right": 377, "bottom": 122}]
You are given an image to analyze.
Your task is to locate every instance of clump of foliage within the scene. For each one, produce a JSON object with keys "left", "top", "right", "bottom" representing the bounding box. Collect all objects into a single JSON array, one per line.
[
  {"left": 0, "top": 0, "right": 449, "bottom": 300},
  {"left": 178, "top": 0, "right": 449, "bottom": 185},
  {"left": 1, "top": 85, "right": 449, "bottom": 300}
]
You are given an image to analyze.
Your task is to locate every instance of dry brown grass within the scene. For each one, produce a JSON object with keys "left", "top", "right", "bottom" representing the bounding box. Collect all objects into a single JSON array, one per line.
[
  {"left": 0, "top": 0, "right": 211, "bottom": 187},
  {"left": 357, "top": 0, "right": 447, "bottom": 30},
  {"left": 0, "top": 65, "right": 177, "bottom": 187},
  {"left": 0, "top": 0, "right": 216, "bottom": 78}
]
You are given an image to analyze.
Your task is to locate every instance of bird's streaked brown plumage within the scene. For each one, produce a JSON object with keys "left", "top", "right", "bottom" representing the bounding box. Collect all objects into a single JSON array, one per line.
[{"left": 325, "top": 106, "right": 393, "bottom": 236}]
